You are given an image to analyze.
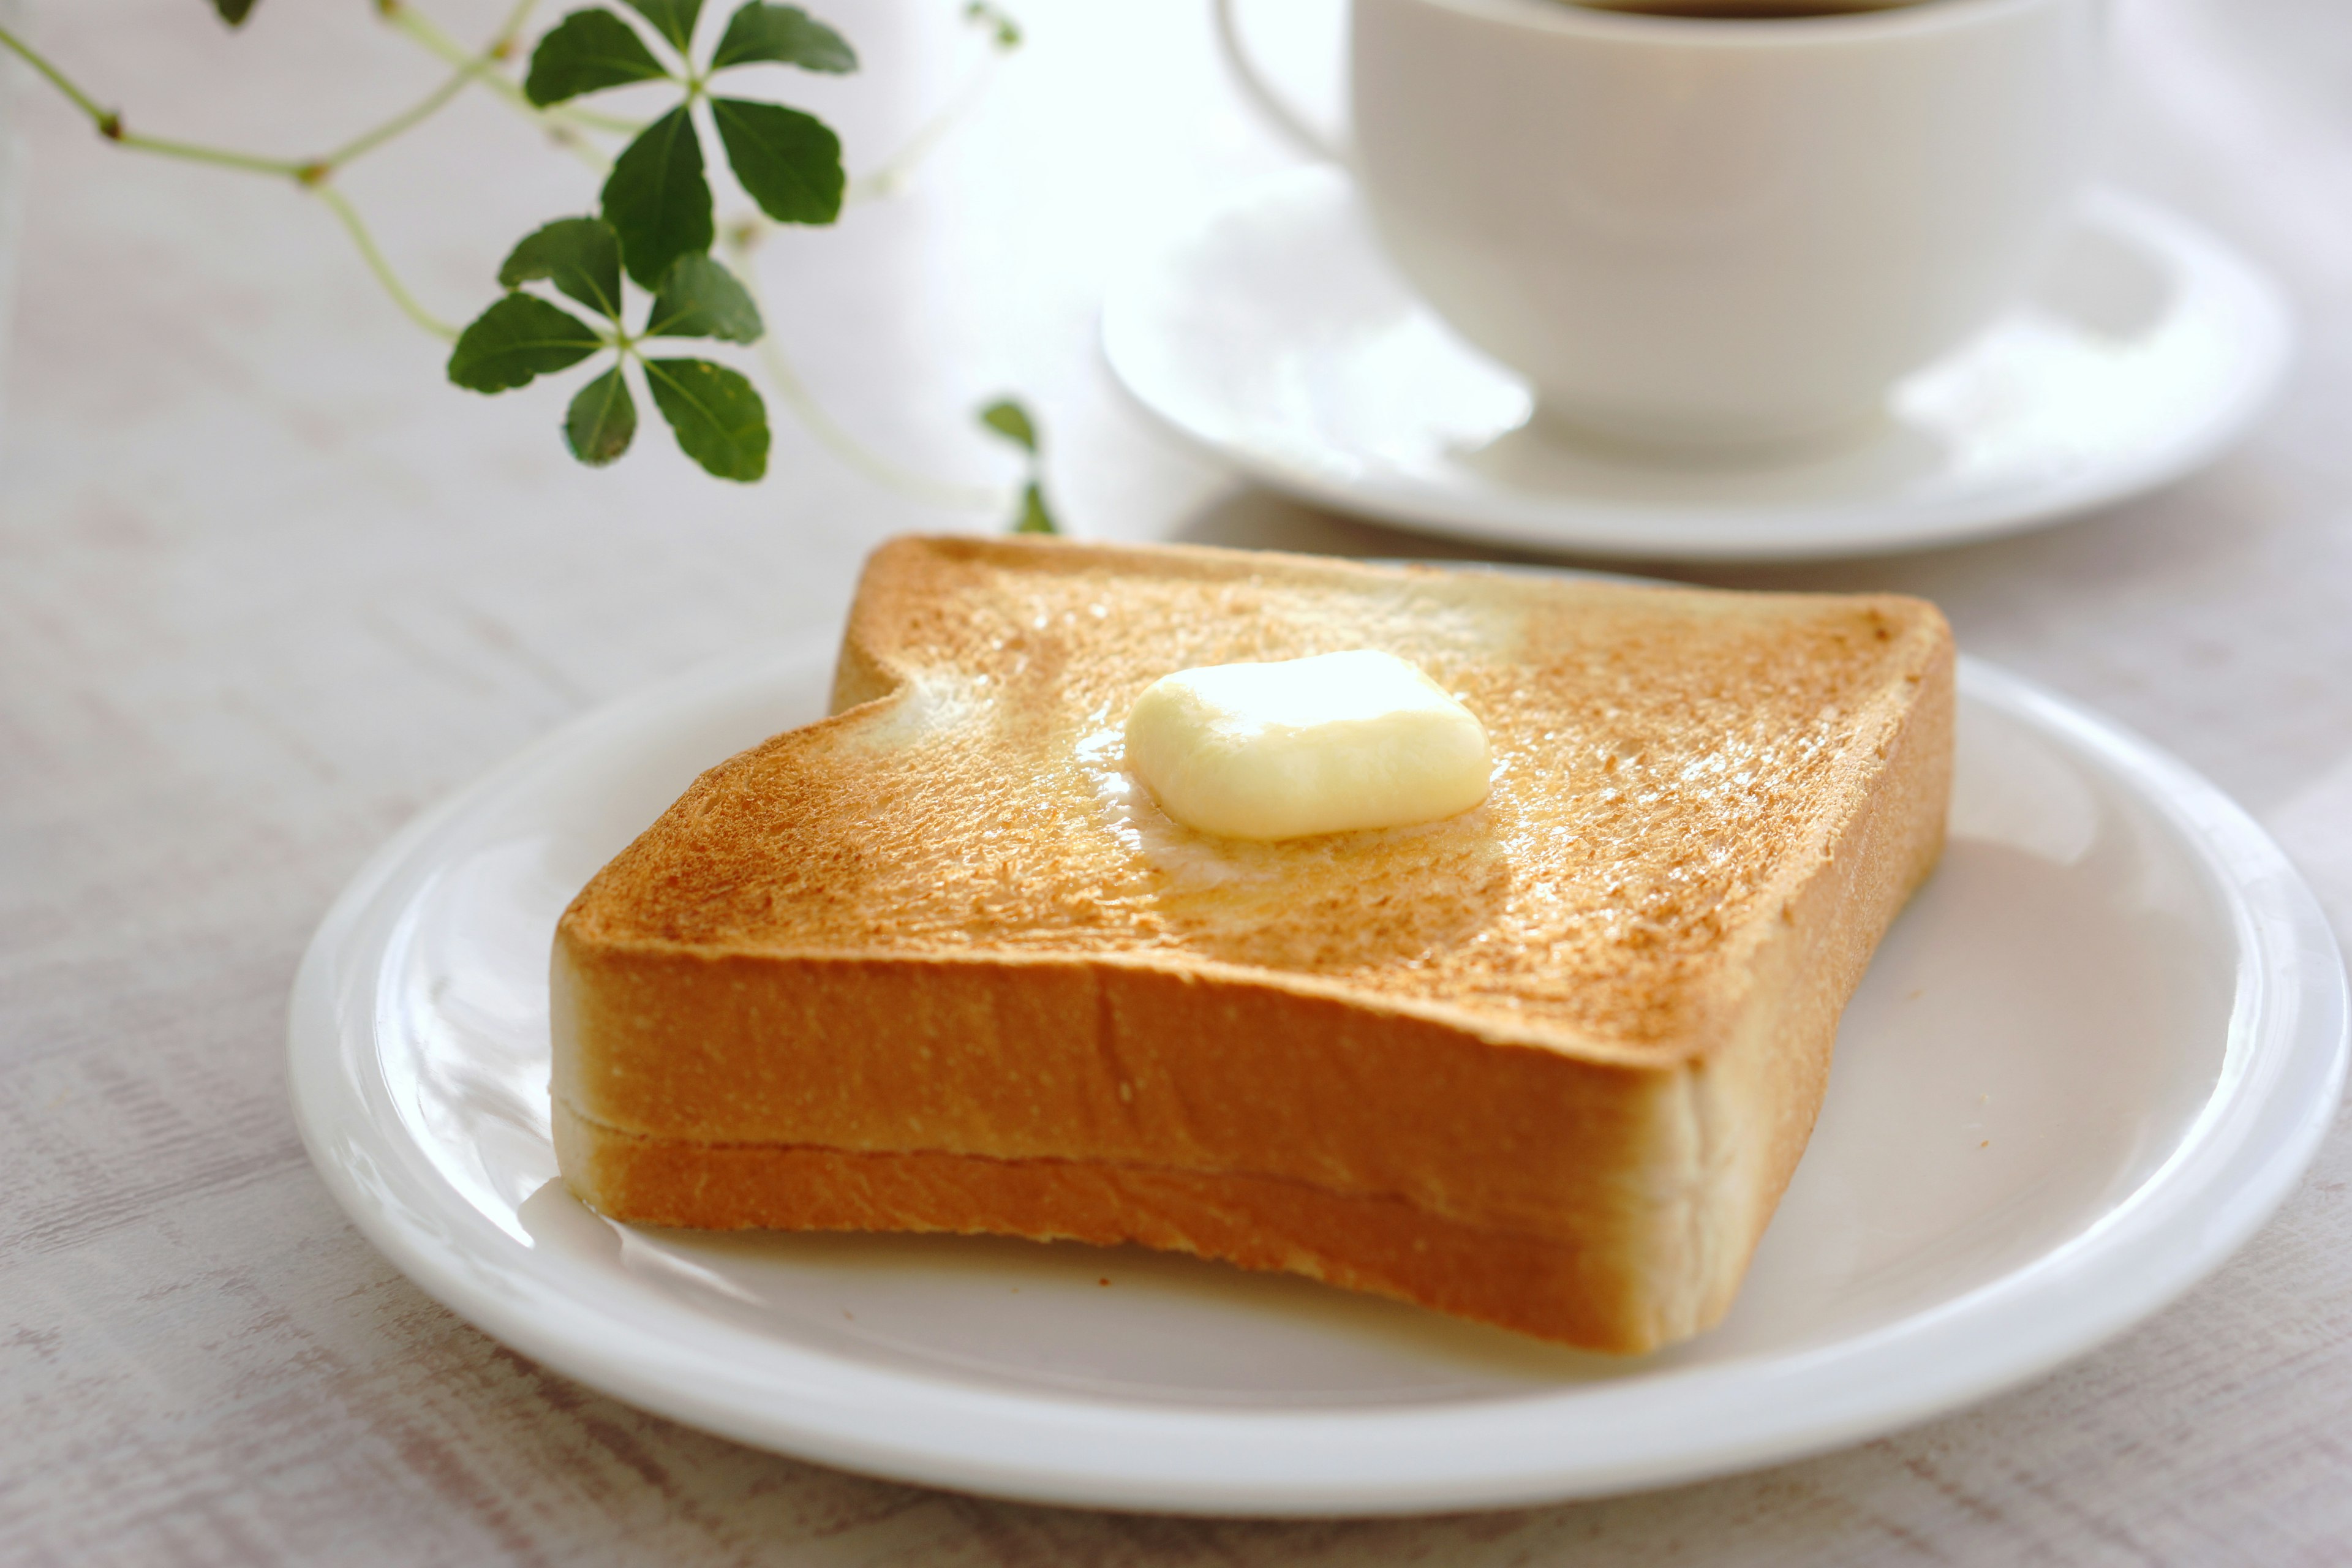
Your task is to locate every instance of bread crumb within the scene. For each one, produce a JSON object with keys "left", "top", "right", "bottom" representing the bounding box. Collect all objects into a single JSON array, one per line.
[
  {"left": 1980, "top": 1140, "right": 1990, "bottom": 1148},
  {"left": 1098, "top": 1278, "right": 1111, "bottom": 1287}
]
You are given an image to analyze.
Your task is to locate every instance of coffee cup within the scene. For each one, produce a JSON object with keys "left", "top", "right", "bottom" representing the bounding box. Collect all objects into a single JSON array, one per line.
[{"left": 1214, "top": 0, "right": 2108, "bottom": 454}]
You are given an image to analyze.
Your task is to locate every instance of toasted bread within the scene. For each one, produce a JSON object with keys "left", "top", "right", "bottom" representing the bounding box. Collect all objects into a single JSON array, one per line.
[{"left": 552, "top": 537, "right": 1953, "bottom": 1352}]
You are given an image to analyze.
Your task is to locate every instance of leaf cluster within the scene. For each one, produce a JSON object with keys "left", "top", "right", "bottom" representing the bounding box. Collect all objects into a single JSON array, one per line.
[
  {"left": 448, "top": 0, "right": 854, "bottom": 479},
  {"left": 978, "top": 397, "right": 1060, "bottom": 534},
  {"left": 529, "top": 0, "right": 854, "bottom": 289},
  {"left": 205, "top": 0, "right": 1052, "bottom": 522},
  {"left": 450, "top": 217, "right": 771, "bottom": 478}
]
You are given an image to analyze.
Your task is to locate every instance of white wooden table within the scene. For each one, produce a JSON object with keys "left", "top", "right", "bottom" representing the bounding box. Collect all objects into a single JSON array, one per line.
[{"left": 4, "top": 0, "right": 2348, "bottom": 1561}]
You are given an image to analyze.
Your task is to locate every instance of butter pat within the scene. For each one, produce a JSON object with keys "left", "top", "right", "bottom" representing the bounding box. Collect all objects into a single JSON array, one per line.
[{"left": 1123, "top": 650, "right": 1493, "bottom": 840}]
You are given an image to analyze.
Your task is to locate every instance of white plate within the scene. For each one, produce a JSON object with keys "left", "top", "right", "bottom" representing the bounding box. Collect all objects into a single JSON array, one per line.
[
  {"left": 289, "top": 639, "right": 2345, "bottom": 1516},
  {"left": 1102, "top": 167, "right": 2292, "bottom": 562}
]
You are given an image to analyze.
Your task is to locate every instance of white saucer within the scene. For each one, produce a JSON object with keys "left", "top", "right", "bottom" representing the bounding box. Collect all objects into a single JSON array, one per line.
[
  {"left": 1102, "top": 168, "right": 2293, "bottom": 562},
  {"left": 288, "top": 634, "right": 2345, "bottom": 1517}
]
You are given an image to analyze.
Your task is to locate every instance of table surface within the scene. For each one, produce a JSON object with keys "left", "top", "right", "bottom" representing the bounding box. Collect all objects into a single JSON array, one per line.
[{"left": 5, "top": 1, "right": 2350, "bottom": 1562}]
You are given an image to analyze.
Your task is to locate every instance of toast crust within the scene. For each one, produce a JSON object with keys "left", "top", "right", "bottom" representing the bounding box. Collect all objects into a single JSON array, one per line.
[
  {"left": 553, "top": 537, "right": 1954, "bottom": 1351},
  {"left": 555, "top": 1101, "right": 1679, "bottom": 1354}
]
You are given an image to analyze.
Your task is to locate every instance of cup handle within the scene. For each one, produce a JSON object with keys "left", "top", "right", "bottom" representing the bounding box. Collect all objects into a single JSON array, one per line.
[{"left": 1210, "top": 0, "right": 1348, "bottom": 164}]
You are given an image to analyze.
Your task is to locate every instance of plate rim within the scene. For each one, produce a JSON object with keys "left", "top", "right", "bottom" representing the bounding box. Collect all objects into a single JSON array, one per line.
[
  {"left": 1099, "top": 167, "right": 2295, "bottom": 564},
  {"left": 287, "top": 644, "right": 2348, "bottom": 1517}
]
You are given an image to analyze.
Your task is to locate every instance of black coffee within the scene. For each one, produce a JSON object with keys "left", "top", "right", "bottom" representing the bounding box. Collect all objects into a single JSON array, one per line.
[{"left": 1575, "top": 1, "right": 1928, "bottom": 17}]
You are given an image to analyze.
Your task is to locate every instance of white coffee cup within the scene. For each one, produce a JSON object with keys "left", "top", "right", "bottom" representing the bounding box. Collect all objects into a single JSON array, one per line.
[{"left": 1216, "top": 0, "right": 2108, "bottom": 454}]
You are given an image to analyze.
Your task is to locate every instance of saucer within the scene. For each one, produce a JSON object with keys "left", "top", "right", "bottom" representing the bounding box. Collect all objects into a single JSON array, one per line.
[
  {"left": 1101, "top": 167, "right": 2293, "bottom": 562},
  {"left": 288, "top": 627, "right": 2346, "bottom": 1515}
]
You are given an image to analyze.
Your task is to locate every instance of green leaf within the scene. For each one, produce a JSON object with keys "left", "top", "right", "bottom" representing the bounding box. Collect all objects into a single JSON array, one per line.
[
  {"left": 644, "top": 357, "right": 769, "bottom": 480},
  {"left": 447, "top": 295, "right": 604, "bottom": 392},
  {"left": 565, "top": 365, "right": 639, "bottom": 465},
  {"left": 601, "top": 105, "right": 714, "bottom": 289},
  {"left": 963, "top": 2, "right": 1021, "bottom": 50},
  {"left": 710, "top": 98, "right": 843, "bottom": 226},
  {"left": 710, "top": 3, "right": 857, "bottom": 72},
  {"left": 213, "top": 0, "right": 259, "bottom": 24},
  {"left": 524, "top": 9, "right": 669, "bottom": 106},
  {"left": 621, "top": 0, "right": 704, "bottom": 54},
  {"left": 978, "top": 398, "right": 1038, "bottom": 454},
  {"left": 646, "top": 254, "right": 764, "bottom": 343},
  {"left": 499, "top": 217, "right": 625, "bottom": 320},
  {"left": 1012, "top": 480, "right": 1058, "bottom": 534}
]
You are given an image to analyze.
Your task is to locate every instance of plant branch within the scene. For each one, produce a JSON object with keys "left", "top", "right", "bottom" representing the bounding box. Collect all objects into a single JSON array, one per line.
[
  {"left": 112, "top": 129, "right": 311, "bottom": 178},
  {"left": 0, "top": 19, "right": 462, "bottom": 339},
  {"left": 0, "top": 23, "right": 108, "bottom": 126},
  {"left": 320, "top": 53, "right": 482, "bottom": 172},
  {"left": 845, "top": 43, "right": 1006, "bottom": 205},
  {"left": 723, "top": 229, "right": 1005, "bottom": 510},
  {"left": 339, "top": 0, "right": 635, "bottom": 178},
  {"left": 317, "top": 6, "right": 538, "bottom": 176},
  {"left": 382, "top": 0, "right": 641, "bottom": 156},
  {"left": 337, "top": 0, "right": 549, "bottom": 171},
  {"left": 1, "top": 24, "right": 311, "bottom": 175},
  {"left": 491, "top": 0, "right": 544, "bottom": 44},
  {"left": 315, "top": 186, "right": 461, "bottom": 341}
]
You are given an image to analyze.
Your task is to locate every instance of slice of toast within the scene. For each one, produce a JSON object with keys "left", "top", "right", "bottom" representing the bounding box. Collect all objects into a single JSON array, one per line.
[{"left": 552, "top": 537, "right": 1953, "bottom": 1352}]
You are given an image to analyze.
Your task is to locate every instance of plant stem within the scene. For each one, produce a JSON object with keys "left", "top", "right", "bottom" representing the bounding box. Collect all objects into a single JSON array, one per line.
[
  {"left": 845, "top": 43, "right": 1005, "bottom": 205},
  {"left": 321, "top": 60, "right": 480, "bottom": 172},
  {"left": 0, "top": 23, "right": 107, "bottom": 124},
  {"left": 491, "top": 0, "right": 543, "bottom": 45},
  {"left": 327, "top": 0, "right": 555, "bottom": 173},
  {"left": 723, "top": 230, "right": 1005, "bottom": 511},
  {"left": 385, "top": 0, "right": 641, "bottom": 151},
  {"left": 315, "top": 186, "right": 461, "bottom": 341},
  {"left": 334, "top": 0, "right": 635, "bottom": 181},
  {"left": 0, "top": 19, "right": 463, "bottom": 339},
  {"left": 113, "top": 129, "right": 311, "bottom": 178},
  {"left": 1, "top": 24, "right": 311, "bottom": 175}
]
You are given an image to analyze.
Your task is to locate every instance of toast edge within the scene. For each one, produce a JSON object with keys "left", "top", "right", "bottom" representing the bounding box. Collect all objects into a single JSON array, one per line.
[
  {"left": 552, "top": 1100, "right": 1676, "bottom": 1354},
  {"left": 551, "top": 542, "right": 1958, "bottom": 1352},
  {"left": 1658, "top": 609, "right": 1955, "bottom": 1334}
]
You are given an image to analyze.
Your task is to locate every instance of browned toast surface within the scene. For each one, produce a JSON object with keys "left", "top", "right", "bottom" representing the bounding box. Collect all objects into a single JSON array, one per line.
[
  {"left": 565, "top": 536, "right": 1947, "bottom": 1054},
  {"left": 552, "top": 537, "right": 1954, "bottom": 1350}
]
